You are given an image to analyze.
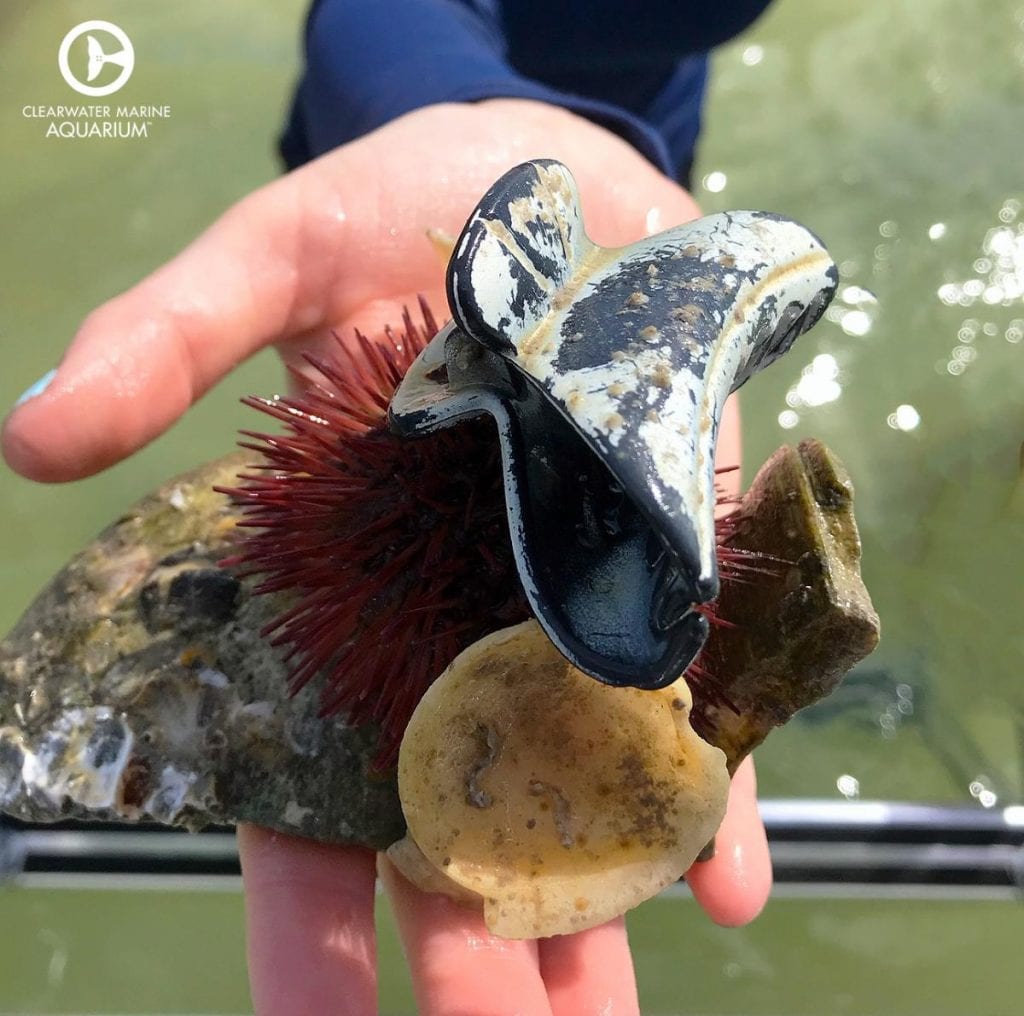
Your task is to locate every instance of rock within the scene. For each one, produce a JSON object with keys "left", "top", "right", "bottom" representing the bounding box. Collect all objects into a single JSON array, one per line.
[
  {"left": 0, "top": 454, "right": 404, "bottom": 849},
  {"left": 691, "top": 439, "right": 882, "bottom": 771}
]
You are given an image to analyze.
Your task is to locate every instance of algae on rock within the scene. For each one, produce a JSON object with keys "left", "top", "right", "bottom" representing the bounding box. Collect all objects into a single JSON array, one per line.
[{"left": 0, "top": 453, "right": 404, "bottom": 849}]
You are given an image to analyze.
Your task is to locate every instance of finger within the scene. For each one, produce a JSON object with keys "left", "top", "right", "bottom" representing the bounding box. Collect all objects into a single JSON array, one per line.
[
  {"left": 1, "top": 158, "right": 360, "bottom": 482},
  {"left": 538, "top": 918, "right": 640, "bottom": 1016},
  {"left": 2, "top": 100, "right": 697, "bottom": 483},
  {"left": 238, "top": 824, "right": 377, "bottom": 1016},
  {"left": 684, "top": 757, "right": 772, "bottom": 926},
  {"left": 378, "top": 854, "right": 553, "bottom": 1016},
  {"left": 0, "top": 132, "right": 449, "bottom": 483}
]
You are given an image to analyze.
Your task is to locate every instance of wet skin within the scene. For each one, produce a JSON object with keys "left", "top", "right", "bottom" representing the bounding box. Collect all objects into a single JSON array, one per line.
[{"left": 2, "top": 100, "right": 766, "bottom": 1016}]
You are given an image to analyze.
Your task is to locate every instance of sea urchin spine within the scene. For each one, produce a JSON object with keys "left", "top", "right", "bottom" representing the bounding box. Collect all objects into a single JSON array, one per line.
[{"left": 221, "top": 303, "right": 765, "bottom": 767}]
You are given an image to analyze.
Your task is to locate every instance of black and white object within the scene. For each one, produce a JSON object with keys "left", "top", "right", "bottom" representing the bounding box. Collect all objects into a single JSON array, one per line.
[{"left": 390, "top": 159, "right": 838, "bottom": 690}]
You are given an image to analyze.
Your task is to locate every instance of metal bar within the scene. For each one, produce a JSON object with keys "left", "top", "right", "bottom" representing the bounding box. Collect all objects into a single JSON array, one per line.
[
  {"left": 16, "top": 836, "right": 1014, "bottom": 874},
  {"left": 9, "top": 830, "right": 237, "bottom": 859},
  {"left": 3, "top": 800, "right": 1022, "bottom": 888},
  {"left": 759, "top": 799, "right": 1024, "bottom": 832},
  {"left": 768, "top": 842, "right": 1021, "bottom": 871}
]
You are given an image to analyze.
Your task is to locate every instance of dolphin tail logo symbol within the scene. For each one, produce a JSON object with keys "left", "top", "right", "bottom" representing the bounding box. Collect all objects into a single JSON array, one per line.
[{"left": 86, "top": 34, "right": 130, "bottom": 82}]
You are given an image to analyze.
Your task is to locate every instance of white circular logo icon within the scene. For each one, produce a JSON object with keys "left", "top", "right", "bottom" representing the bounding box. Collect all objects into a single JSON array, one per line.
[{"left": 58, "top": 21, "right": 134, "bottom": 97}]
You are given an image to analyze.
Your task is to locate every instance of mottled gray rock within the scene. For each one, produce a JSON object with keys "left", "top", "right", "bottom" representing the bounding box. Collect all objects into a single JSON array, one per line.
[{"left": 0, "top": 453, "right": 404, "bottom": 849}]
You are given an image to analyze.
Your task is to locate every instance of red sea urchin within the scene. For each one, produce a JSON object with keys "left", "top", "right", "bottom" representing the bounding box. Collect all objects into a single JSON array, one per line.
[
  {"left": 219, "top": 302, "right": 529, "bottom": 766},
  {"left": 221, "top": 303, "right": 761, "bottom": 767}
]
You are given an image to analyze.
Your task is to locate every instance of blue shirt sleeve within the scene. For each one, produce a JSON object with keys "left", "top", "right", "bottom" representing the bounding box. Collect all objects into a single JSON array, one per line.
[{"left": 280, "top": 0, "right": 771, "bottom": 183}]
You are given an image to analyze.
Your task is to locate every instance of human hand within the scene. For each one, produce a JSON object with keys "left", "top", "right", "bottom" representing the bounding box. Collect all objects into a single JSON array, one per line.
[
  {"left": 239, "top": 758, "right": 767, "bottom": 1016},
  {"left": 2, "top": 98, "right": 740, "bottom": 481},
  {"left": 3, "top": 98, "right": 767, "bottom": 1010}
]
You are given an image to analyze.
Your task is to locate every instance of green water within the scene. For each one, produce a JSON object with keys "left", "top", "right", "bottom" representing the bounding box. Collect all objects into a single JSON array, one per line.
[
  {"left": 1, "top": 886, "right": 1021, "bottom": 1016},
  {"left": 1, "top": 0, "right": 1023, "bottom": 1012},
  {"left": 697, "top": 0, "right": 1024, "bottom": 806}
]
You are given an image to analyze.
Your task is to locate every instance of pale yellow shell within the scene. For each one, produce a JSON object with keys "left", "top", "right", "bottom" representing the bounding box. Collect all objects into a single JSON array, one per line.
[{"left": 390, "top": 620, "right": 729, "bottom": 938}]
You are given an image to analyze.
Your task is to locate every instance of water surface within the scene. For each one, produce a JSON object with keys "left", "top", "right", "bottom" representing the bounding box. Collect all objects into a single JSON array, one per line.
[{"left": 698, "top": 0, "right": 1024, "bottom": 806}]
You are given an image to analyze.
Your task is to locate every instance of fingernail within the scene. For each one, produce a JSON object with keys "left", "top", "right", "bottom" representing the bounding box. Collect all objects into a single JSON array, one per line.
[{"left": 15, "top": 369, "right": 57, "bottom": 408}]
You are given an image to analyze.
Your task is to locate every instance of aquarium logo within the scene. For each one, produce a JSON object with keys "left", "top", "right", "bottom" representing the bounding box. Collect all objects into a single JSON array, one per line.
[
  {"left": 58, "top": 21, "right": 134, "bottom": 97},
  {"left": 19, "top": 20, "right": 169, "bottom": 139}
]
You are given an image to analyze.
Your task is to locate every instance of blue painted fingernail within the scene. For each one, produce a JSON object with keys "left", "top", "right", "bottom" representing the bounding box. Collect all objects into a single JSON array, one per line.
[{"left": 15, "top": 369, "right": 57, "bottom": 408}]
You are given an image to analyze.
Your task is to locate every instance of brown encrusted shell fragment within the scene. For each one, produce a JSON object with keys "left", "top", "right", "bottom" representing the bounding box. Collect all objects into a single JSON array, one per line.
[
  {"left": 692, "top": 439, "right": 881, "bottom": 771},
  {"left": 0, "top": 453, "right": 404, "bottom": 848}
]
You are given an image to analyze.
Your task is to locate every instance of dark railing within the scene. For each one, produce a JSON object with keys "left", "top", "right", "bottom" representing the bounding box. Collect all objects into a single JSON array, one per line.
[{"left": 3, "top": 801, "right": 1022, "bottom": 897}]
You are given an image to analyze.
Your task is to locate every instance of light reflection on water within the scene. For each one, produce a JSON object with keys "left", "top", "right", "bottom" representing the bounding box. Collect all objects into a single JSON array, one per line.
[
  {"left": 701, "top": 0, "right": 1024, "bottom": 804},
  {"left": 886, "top": 404, "right": 920, "bottom": 432},
  {"left": 701, "top": 169, "right": 728, "bottom": 193},
  {"left": 937, "top": 206, "right": 1024, "bottom": 311}
]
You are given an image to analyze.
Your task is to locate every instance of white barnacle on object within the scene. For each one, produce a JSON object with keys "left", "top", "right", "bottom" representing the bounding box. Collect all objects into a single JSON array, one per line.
[
  {"left": 16, "top": 706, "right": 134, "bottom": 810},
  {"left": 238, "top": 700, "right": 275, "bottom": 721},
  {"left": 284, "top": 800, "right": 314, "bottom": 826},
  {"left": 198, "top": 666, "right": 229, "bottom": 689},
  {"left": 146, "top": 765, "right": 197, "bottom": 823}
]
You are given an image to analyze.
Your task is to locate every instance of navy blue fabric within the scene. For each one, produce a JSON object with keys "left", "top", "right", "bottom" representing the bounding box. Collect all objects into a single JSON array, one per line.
[{"left": 280, "top": 1, "right": 771, "bottom": 184}]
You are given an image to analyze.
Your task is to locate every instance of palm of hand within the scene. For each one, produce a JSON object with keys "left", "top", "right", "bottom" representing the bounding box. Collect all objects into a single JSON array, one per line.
[{"left": 3, "top": 99, "right": 769, "bottom": 1015}]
